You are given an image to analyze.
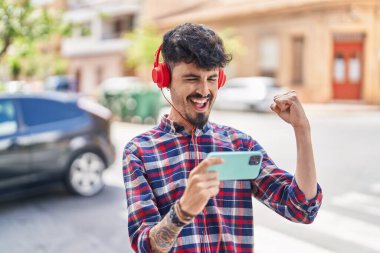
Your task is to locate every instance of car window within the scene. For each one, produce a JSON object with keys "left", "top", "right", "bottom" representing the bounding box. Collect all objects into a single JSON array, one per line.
[
  {"left": 19, "top": 98, "right": 84, "bottom": 127},
  {"left": 0, "top": 100, "right": 18, "bottom": 136}
]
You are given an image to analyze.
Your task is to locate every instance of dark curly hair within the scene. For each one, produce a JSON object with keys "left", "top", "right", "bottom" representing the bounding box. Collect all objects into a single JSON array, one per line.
[{"left": 162, "top": 23, "right": 232, "bottom": 71}]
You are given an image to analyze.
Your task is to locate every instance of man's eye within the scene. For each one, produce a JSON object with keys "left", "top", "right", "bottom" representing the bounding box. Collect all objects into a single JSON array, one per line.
[{"left": 185, "top": 78, "right": 197, "bottom": 82}]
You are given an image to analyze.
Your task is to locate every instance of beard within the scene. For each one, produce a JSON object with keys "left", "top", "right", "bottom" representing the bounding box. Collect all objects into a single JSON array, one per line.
[
  {"left": 184, "top": 93, "right": 213, "bottom": 128},
  {"left": 186, "top": 112, "right": 209, "bottom": 129}
]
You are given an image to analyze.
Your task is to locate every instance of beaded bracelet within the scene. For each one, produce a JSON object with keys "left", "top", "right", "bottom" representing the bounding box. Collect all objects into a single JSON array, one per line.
[
  {"left": 169, "top": 203, "right": 187, "bottom": 227},
  {"left": 177, "top": 200, "right": 195, "bottom": 222}
]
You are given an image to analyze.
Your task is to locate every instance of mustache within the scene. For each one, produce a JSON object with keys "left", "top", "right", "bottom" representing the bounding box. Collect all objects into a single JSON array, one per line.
[{"left": 188, "top": 93, "right": 211, "bottom": 99}]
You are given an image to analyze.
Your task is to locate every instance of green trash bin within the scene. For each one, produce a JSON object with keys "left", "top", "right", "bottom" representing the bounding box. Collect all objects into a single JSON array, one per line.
[
  {"left": 127, "top": 89, "right": 161, "bottom": 124},
  {"left": 99, "top": 78, "right": 161, "bottom": 124},
  {"left": 100, "top": 90, "right": 125, "bottom": 119}
]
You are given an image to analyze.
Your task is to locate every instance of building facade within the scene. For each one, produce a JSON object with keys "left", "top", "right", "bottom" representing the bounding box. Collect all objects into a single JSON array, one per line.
[
  {"left": 144, "top": 0, "right": 380, "bottom": 104},
  {"left": 62, "top": 0, "right": 140, "bottom": 96}
]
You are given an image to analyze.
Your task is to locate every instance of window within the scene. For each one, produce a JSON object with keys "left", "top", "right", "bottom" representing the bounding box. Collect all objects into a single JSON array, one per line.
[
  {"left": 349, "top": 52, "right": 361, "bottom": 84},
  {"left": 113, "top": 15, "right": 134, "bottom": 36},
  {"left": 334, "top": 53, "right": 345, "bottom": 84},
  {"left": 19, "top": 98, "right": 84, "bottom": 127},
  {"left": 0, "top": 100, "right": 18, "bottom": 136},
  {"left": 72, "top": 22, "right": 92, "bottom": 38},
  {"left": 292, "top": 36, "right": 304, "bottom": 85},
  {"left": 258, "top": 36, "right": 279, "bottom": 77},
  {"left": 103, "top": 15, "right": 135, "bottom": 39}
]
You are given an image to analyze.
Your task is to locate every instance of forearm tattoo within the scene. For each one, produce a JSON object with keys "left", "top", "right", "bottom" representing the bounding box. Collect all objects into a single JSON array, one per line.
[{"left": 149, "top": 204, "right": 186, "bottom": 253}]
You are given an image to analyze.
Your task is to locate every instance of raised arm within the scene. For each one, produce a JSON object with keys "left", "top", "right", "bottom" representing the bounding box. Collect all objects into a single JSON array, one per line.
[
  {"left": 271, "top": 91, "right": 317, "bottom": 199},
  {"left": 250, "top": 91, "right": 322, "bottom": 224}
]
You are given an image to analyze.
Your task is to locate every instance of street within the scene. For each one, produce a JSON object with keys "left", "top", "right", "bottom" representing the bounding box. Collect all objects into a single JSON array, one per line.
[{"left": 1, "top": 105, "right": 380, "bottom": 253}]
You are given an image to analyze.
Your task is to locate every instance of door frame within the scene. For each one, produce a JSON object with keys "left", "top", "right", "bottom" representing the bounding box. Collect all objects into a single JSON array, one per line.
[{"left": 331, "top": 33, "right": 365, "bottom": 100}]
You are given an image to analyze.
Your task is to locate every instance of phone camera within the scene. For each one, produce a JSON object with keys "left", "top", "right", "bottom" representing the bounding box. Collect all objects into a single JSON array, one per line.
[{"left": 249, "top": 155, "right": 261, "bottom": 165}]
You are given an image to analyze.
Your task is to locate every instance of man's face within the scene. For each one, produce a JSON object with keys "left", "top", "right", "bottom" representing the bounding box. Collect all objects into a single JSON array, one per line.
[{"left": 169, "top": 62, "right": 219, "bottom": 128}]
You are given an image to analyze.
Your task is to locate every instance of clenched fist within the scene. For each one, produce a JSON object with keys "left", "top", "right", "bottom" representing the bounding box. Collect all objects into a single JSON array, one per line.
[{"left": 271, "top": 91, "right": 310, "bottom": 130}]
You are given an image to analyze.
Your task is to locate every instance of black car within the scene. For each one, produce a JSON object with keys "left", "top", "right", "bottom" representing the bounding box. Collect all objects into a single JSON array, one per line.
[{"left": 0, "top": 92, "right": 115, "bottom": 198}]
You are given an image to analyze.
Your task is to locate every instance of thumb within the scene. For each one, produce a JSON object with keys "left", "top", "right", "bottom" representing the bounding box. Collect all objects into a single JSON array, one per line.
[{"left": 192, "top": 157, "right": 224, "bottom": 175}]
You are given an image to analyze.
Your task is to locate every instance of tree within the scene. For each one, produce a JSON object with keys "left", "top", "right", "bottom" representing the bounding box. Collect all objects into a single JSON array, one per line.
[
  {"left": 0, "top": 0, "right": 71, "bottom": 79},
  {"left": 124, "top": 24, "right": 162, "bottom": 70}
]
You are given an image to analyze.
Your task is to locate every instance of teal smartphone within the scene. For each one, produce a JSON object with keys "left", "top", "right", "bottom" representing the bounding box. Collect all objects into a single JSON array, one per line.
[{"left": 206, "top": 151, "right": 263, "bottom": 180}]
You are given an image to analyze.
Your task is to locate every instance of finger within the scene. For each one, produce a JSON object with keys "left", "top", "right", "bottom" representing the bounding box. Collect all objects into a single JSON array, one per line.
[
  {"left": 208, "top": 186, "right": 220, "bottom": 197},
  {"left": 273, "top": 94, "right": 281, "bottom": 101},
  {"left": 207, "top": 179, "right": 220, "bottom": 188},
  {"left": 274, "top": 97, "right": 292, "bottom": 112},
  {"left": 274, "top": 90, "right": 296, "bottom": 100},
  {"left": 192, "top": 157, "right": 224, "bottom": 174},
  {"left": 206, "top": 171, "right": 219, "bottom": 180},
  {"left": 270, "top": 103, "right": 281, "bottom": 114},
  {"left": 288, "top": 90, "right": 298, "bottom": 96},
  {"left": 194, "top": 178, "right": 219, "bottom": 190}
]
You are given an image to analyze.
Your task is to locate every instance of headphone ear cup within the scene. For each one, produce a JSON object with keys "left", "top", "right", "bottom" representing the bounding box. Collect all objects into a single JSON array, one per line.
[
  {"left": 218, "top": 69, "right": 226, "bottom": 89},
  {"left": 152, "top": 63, "right": 171, "bottom": 88}
]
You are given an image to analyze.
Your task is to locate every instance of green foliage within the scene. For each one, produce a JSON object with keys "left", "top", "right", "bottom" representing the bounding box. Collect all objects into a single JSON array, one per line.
[
  {"left": 52, "top": 57, "right": 69, "bottom": 75},
  {"left": 9, "top": 57, "right": 21, "bottom": 80},
  {"left": 0, "top": 0, "right": 72, "bottom": 79},
  {"left": 219, "top": 28, "right": 245, "bottom": 58},
  {"left": 124, "top": 24, "right": 162, "bottom": 69}
]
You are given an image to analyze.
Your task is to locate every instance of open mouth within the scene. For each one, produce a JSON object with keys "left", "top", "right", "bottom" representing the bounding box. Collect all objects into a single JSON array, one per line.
[{"left": 189, "top": 97, "right": 210, "bottom": 112}]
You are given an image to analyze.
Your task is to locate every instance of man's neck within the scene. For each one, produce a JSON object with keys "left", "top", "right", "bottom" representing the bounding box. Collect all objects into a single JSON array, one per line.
[{"left": 168, "top": 108, "right": 194, "bottom": 134}]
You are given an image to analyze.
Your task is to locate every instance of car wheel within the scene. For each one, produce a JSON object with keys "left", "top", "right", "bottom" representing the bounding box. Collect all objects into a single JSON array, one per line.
[{"left": 65, "top": 151, "right": 106, "bottom": 197}]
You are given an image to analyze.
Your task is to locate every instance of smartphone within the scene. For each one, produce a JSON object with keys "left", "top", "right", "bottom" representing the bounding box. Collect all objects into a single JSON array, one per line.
[{"left": 206, "top": 151, "right": 263, "bottom": 180}]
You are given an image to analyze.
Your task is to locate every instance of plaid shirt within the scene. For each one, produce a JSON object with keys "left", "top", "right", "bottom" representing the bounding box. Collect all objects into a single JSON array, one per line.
[{"left": 123, "top": 115, "right": 323, "bottom": 253}]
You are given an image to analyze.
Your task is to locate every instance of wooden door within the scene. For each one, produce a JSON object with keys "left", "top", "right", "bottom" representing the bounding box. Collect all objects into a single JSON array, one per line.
[{"left": 332, "top": 41, "right": 363, "bottom": 100}]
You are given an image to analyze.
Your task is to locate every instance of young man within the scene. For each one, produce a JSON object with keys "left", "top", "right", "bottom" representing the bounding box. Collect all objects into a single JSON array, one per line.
[{"left": 123, "top": 23, "right": 323, "bottom": 253}]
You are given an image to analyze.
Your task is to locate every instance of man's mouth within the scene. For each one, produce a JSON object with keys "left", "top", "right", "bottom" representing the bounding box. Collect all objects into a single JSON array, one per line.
[{"left": 188, "top": 96, "right": 210, "bottom": 112}]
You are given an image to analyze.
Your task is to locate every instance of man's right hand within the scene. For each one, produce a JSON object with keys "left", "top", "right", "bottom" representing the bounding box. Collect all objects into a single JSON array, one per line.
[{"left": 179, "top": 157, "right": 224, "bottom": 216}]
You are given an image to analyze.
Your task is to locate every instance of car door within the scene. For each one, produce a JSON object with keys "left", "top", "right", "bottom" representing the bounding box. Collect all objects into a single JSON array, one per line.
[
  {"left": 0, "top": 99, "right": 31, "bottom": 190},
  {"left": 18, "top": 97, "right": 86, "bottom": 180}
]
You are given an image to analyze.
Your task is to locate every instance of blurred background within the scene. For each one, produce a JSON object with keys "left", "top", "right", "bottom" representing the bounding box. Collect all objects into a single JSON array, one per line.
[{"left": 1, "top": 0, "right": 380, "bottom": 252}]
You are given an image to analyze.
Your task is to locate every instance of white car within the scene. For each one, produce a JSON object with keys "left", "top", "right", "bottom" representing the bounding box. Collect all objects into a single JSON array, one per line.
[
  {"left": 4, "top": 80, "right": 32, "bottom": 93},
  {"left": 213, "top": 77, "right": 287, "bottom": 112}
]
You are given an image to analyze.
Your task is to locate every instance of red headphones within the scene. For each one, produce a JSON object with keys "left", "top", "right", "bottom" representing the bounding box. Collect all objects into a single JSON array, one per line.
[{"left": 152, "top": 44, "right": 226, "bottom": 89}]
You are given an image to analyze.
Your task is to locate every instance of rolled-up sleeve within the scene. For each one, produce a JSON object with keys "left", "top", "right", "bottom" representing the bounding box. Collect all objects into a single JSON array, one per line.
[
  {"left": 250, "top": 140, "right": 323, "bottom": 224},
  {"left": 123, "top": 143, "right": 160, "bottom": 253}
]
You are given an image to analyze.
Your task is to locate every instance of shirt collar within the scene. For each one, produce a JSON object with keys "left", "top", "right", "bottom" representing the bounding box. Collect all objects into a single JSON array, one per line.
[{"left": 158, "top": 114, "right": 212, "bottom": 136}]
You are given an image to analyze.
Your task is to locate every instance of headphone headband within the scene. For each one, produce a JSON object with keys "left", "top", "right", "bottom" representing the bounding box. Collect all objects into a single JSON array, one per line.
[
  {"left": 153, "top": 44, "right": 163, "bottom": 68},
  {"left": 152, "top": 44, "right": 226, "bottom": 89}
]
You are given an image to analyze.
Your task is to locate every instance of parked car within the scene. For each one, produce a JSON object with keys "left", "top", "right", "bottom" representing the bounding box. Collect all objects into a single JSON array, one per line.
[
  {"left": 0, "top": 92, "right": 115, "bottom": 198},
  {"left": 44, "top": 75, "right": 77, "bottom": 92},
  {"left": 3, "top": 80, "right": 33, "bottom": 93},
  {"left": 213, "top": 77, "right": 288, "bottom": 112}
]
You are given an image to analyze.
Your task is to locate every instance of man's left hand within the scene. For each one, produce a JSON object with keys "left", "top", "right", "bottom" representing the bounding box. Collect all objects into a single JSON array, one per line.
[{"left": 270, "top": 91, "right": 310, "bottom": 129}]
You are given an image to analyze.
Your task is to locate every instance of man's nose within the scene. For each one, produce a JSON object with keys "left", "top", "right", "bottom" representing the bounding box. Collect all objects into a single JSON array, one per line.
[{"left": 196, "top": 79, "right": 210, "bottom": 95}]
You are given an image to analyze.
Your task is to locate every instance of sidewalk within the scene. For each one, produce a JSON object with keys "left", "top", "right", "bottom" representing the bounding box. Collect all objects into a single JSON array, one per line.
[{"left": 303, "top": 102, "right": 380, "bottom": 113}]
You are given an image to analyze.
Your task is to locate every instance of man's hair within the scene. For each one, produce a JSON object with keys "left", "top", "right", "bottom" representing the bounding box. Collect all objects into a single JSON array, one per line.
[{"left": 162, "top": 23, "right": 232, "bottom": 70}]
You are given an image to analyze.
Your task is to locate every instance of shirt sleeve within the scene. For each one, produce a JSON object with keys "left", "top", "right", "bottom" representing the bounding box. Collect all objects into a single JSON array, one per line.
[
  {"left": 250, "top": 140, "right": 323, "bottom": 224},
  {"left": 123, "top": 143, "right": 160, "bottom": 253}
]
